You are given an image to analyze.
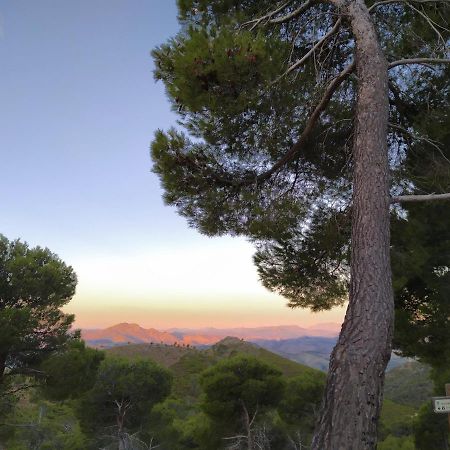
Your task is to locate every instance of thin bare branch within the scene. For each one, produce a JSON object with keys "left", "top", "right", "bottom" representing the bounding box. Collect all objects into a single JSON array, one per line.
[
  {"left": 251, "top": 61, "right": 355, "bottom": 185},
  {"left": 249, "top": 405, "right": 259, "bottom": 427},
  {"left": 388, "top": 122, "right": 450, "bottom": 165},
  {"left": 271, "top": 0, "right": 318, "bottom": 24},
  {"left": 222, "top": 435, "right": 248, "bottom": 440},
  {"left": 406, "top": 2, "right": 449, "bottom": 44},
  {"left": 275, "top": 19, "right": 342, "bottom": 82},
  {"left": 242, "top": 0, "right": 320, "bottom": 30},
  {"left": 369, "top": 0, "right": 448, "bottom": 12},
  {"left": 389, "top": 58, "right": 450, "bottom": 68},
  {"left": 241, "top": 1, "right": 293, "bottom": 29},
  {"left": 391, "top": 192, "right": 450, "bottom": 202}
]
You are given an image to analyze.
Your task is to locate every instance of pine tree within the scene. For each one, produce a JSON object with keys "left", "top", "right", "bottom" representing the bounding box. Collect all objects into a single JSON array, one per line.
[{"left": 151, "top": 1, "right": 449, "bottom": 448}]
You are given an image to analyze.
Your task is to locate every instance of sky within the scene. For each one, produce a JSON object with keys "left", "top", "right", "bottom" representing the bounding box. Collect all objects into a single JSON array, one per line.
[{"left": 0, "top": 0, "right": 346, "bottom": 329}]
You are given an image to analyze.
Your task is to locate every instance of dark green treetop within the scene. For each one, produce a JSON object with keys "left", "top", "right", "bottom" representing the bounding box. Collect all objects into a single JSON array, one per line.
[
  {"left": 200, "top": 355, "right": 285, "bottom": 430},
  {"left": 78, "top": 358, "right": 173, "bottom": 437},
  {"left": 0, "top": 234, "right": 77, "bottom": 383},
  {"left": 41, "top": 339, "right": 105, "bottom": 401}
]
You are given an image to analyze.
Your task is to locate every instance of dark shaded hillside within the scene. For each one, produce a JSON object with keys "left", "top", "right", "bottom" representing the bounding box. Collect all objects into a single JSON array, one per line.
[
  {"left": 207, "top": 337, "right": 321, "bottom": 378},
  {"left": 254, "top": 336, "right": 336, "bottom": 371},
  {"left": 106, "top": 337, "right": 322, "bottom": 377},
  {"left": 105, "top": 337, "right": 431, "bottom": 411},
  {"left": 384, "top": 361, "right": 433, "bottom": 408},
  {"left": 106, "top": 337, "right": 325, "bottom": 402},
  {"left": 106, "top": 342, "right": 197, "bottom": 367}
]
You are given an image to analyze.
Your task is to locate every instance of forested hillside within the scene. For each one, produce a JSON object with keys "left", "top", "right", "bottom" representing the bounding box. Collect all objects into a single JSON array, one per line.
[{"left": 1, "top": 336, "right": 440, "bottom": 449}]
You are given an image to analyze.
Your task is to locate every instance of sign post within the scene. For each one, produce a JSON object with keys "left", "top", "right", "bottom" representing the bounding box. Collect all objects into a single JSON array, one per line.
[
  {"left": 432, "top": 384, "right": 450, "bottom": 432},
  {"left": 447, "top": 384, "right": 450, "bottom": 431}
]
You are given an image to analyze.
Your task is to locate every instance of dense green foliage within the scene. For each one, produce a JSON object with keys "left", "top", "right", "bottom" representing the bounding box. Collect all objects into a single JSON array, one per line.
[
  {"left": 392, "top": 202, "right": 450, "bottom": 369},
  {"left": 151, "top": 0, "right": 449, "bottom": 312},
  {"left": 200, "top": 355, "right": 285, "bottom": 425},
  {"left": 414, "top": 403, "right": 449, "bottom": 450},
  {"left": 0, "top": 234, "right": 77, "bottom": 383},
  {"left": 0, "top": 398, "right": 87, "bottom": 450},
  {"left": 0, "top": 234, "right": 78, "bottom": 431},
  {"left": 41, "top": 340, "right": 105, "bottom": 401},
  {"left": 383, "top": 361, "right": 432, "bottom": 408},
  {"left": 2, "top": 335, "right": 445, "bottom": 449},
  {"left": 78, "top": 358, "right": 172, "bottom": 439}
]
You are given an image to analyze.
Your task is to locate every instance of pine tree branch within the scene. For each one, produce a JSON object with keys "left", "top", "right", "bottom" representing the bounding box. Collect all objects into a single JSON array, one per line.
[
  {"left": 250, "top": 61, "right": 355, "bottom": 185},
  {"left": 271, "top": 0, "right": 318, "bottom": 24},
  {"left": 242, "top": 0, "right": 317, "bottom": 30},
  {"left": 391, "top": 192, "right": 450, "bottom": 203},
  {"left": 388, "top": 122, "right": 450, "bottom": 165},
  {"left": 177, "top": 62, "right": 354, "bottom": 189},
  {"left": 242, "top": 1, "right": 293, "bottom": 29},
  {"left": 369, "top": 0, "right": 447, "bottom": 12},
  {"left": 275, "top": 18, "right": 342, "bottom": 82},
  {"left": 405, "top": 1, "right": 449, "bottom": 44},
  {"left": 389, "top": 58, "right": 450, "bottom": 69}
]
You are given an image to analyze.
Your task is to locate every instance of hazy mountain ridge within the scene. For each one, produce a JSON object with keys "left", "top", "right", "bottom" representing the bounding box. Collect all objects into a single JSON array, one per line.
[
  {"left": 82, "top": 322, "right": 180, "bottom": 345},
  {"left": 82, "top": 323, "right": 407, "bottom": 371},
  {"left": 81, "top": 322, "right": 341, "bottom": 349}
]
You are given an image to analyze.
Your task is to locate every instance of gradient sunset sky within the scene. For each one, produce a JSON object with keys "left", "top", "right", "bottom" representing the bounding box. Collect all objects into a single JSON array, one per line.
[{"left": 0, "top": 0, "right": 346, "bottom": 329}]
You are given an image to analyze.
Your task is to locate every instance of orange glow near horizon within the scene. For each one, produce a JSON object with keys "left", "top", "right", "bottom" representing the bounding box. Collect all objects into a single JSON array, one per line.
[
  {"left": 66, "top": 294, "right": 346, "bottom": 329},
  {"left": 63, "top": 237, "right": 347, "bottom": 330}
]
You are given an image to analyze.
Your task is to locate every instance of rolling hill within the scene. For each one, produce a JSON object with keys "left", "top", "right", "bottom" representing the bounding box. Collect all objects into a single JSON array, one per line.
[
  {"left": 84, "top": 323, "right": 407, "bottom": 371},
  {"left": 105, "top": 336, "right": 322, "bottom": 378},
  {"left": 105, "top": 336, "right": 326, "bottom": 401}
]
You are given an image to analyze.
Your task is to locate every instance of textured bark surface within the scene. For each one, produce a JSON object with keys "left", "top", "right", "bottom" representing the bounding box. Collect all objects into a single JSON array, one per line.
[{"left": 311, "top": 0, "right": 394, "bottom": 448}]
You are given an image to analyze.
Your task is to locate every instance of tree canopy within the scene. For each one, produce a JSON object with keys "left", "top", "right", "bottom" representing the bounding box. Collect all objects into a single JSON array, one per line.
[
  {"left": 0, "top": 234, "right": 77, "bottom": 385},
  {"left": 151, "top": 0, "right": 449, "bottom": 447},
  {"left": 78, "top": 358, "right": 173, "bottom": 441},
  {"left": 41, "top": 339, "right": 105, "bottom": 401},
  {"left": 200, "top": 355, "right": 285, "bottom": 448}
]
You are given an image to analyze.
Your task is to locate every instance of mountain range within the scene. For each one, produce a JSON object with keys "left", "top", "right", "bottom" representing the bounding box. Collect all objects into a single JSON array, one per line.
[
  {"left": 81, "top": 322, "right": 408, "bottom": 371},
  {"left": 81, "top": 322, "right": 341, "bottom": 347}
]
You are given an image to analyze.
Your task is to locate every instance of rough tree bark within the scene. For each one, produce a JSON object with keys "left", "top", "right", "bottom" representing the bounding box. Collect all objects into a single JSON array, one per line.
[{"left": 311, "top": 0, "right": 393, "bottom": 448}]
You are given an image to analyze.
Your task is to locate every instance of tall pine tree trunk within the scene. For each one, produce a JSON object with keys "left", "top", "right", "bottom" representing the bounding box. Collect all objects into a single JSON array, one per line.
[{"left": 312, "top": 0, "right": 393, "bottom": 448}]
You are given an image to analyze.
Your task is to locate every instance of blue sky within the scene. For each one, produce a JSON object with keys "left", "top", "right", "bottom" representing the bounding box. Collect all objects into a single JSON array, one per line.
[{"left": 0, "top": 0, "right": 345, "bottom": 328}]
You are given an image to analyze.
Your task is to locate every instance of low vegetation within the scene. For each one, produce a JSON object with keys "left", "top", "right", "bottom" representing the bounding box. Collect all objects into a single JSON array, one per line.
[{"left": 1, "top": 335, "right": 446, "bottom": 449}]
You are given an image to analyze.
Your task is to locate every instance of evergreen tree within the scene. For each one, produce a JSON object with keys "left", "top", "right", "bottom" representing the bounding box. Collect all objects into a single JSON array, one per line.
[
  {"left": 151, "top": 1, "right": 450, "bottom": 447},
  {"left": 0, "top": 234, "right": 77, "bottom": 388},
  {"left": 41, "top": 340, "right": 105, "bottom": 401},
  {"left": 200, "top": 355, "right": 285, "bottom": 449},
  {"left": 78, "top": 358, "right": 172, "bottom": 447}
]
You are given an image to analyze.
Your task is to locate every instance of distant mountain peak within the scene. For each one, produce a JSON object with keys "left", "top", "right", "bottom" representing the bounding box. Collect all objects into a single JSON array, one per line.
[{"left": 82, "top": 322, "right": 341, "bottom": 350}]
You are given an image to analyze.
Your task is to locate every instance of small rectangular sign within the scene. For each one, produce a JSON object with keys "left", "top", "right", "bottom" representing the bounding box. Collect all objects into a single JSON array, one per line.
[{"left": 432, "top": 397, "right": 450, "bottom": 414}]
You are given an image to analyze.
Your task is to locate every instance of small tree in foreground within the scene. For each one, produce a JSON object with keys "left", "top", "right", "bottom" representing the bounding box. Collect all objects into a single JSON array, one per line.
[
  {"left": 78, "top": 358, "right": 172, "bottom": 448},
  {"left": 0, "top": 234, "right": 77, "bottom": 396},
  {"left": 200, "top": 356, "right": 285, "bottom": 449},
  {"left": 41, "top": 339, "right": 105, "bottom": 401},
  {"left": 151, "top": 1, "right": 449, "bottom": 447}
]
